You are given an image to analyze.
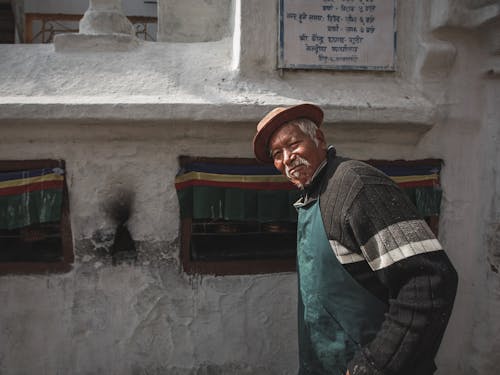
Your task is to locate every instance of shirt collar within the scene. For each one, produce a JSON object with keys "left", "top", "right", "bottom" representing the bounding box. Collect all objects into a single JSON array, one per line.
[
  {"left": 294, "top": 146, "right": 336, "bottom": 205},
  {"left": 305, "top": 145, "right": 335, "bottom": 189},
  {"left": 310, "top": 158, "right": 327, "bottom": 183}
]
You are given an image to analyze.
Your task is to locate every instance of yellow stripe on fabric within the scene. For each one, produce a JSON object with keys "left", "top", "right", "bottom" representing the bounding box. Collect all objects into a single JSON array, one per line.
[
  {"left": 390, "top": 174, "right": 439, "bottom": 184},
  {"left": 176, "top": 172, "right": 437, "bottom": 185},
  {"left": 0, "top": 173, "right": 64, "bottom": 189},
  {"left": 175, "top": 171, "right": 288, "bottom": 184}
]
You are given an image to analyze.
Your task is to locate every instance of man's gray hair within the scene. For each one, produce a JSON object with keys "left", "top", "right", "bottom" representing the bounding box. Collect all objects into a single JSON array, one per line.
[{"left": 290, "top": 118, "right": 320, "bottom": 146}]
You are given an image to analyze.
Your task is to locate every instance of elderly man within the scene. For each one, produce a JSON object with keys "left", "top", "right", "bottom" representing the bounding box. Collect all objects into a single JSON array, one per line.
[{"left": 253, "top": 104, "right": 458, "bottom": 375}]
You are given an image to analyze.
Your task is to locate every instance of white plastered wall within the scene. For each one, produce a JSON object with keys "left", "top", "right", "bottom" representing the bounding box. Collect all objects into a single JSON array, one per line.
[{"left": 0, "top": 0, "right": 499, "bottom": 374}]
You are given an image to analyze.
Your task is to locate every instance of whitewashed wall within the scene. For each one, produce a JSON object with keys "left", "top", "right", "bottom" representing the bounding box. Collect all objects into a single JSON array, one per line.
[{"left": 0, "top": 0, "right": 499, "bottom": 374}]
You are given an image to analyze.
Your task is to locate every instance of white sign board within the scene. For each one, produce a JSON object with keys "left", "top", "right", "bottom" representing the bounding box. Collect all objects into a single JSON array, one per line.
[{"left": 279, "top": 0, "right": 396, "bottom": 71}]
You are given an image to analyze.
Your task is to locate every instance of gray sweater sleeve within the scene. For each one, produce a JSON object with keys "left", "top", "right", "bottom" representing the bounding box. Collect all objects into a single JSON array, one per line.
[{"left": 342, "top": 165, "right": 458, "bottom": 375}]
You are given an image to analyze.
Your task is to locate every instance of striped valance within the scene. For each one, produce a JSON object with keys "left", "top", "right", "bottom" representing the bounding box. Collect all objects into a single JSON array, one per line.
[
  {"left": 0, "top": 168, "right": 64, "bottom": 230},
  {"left": 175, "top": 162, "right": 299, "bottom": 222}
]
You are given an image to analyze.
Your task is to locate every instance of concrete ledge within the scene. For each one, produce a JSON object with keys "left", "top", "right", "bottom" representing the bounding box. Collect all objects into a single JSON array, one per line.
[
  {"left": 0, "top": 96, "right": 435, "bottom": 127},
  {"left": 54, "top": 33, "right": 140, "bottom": 52},
  {"left": 0, "top": 96, "right": 435, "bottom": 145}
]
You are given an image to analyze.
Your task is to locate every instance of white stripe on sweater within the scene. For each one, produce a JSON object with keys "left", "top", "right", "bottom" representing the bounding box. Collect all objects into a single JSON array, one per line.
[
  {"left": 363, "top": 238, "right": 442, "bottom": 271},
  {"left": 329, "top": 240, "right": 365, "bottom": 264}
]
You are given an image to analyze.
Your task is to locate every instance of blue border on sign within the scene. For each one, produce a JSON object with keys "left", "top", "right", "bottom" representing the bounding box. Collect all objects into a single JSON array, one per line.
[{"left": 278, "top": 0, "right": 285, "bottom": 68}]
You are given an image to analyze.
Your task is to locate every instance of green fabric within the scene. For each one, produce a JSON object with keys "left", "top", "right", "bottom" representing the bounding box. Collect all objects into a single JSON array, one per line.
[
  {"left": 177, "top": 185, "right": 441, "bottom": 223},
  {"left": 297, "top": 200, "right": 387, "bottom": 374},
  {"left": 224, "top": 189, "right": 256, "bottom": 221},
  {"left": 177, "top": 186, "right": 300, "bottom": 223},
  {"left": 176, "top": 188, "right": 193, "bottom": 219},
  {"left": 415, "top": 187, "right": 442, "bottom": 216},
  {"left": 193, "top": 186, "right": 225, "bottom": 219},
  {"left": 403, "top": 186, "right": 442, "bottom": 216},
  {"left": 0, "top": 189, "right": 63, "bottom": 230}
]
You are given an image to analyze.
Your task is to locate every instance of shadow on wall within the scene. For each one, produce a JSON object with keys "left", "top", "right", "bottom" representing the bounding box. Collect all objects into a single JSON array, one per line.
[{"left": 104, "top": 188, "right": 137, "bottom": 265}]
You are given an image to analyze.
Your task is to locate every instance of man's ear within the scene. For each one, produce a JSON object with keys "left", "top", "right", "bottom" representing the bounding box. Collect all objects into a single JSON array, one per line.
[{"left": 315, "top": 128, "right": 327, "bottom": 150}]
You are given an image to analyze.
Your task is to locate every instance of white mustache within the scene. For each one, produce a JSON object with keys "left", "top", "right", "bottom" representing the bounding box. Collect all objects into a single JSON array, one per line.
[{"left": 285, "top": 156, "right": 311, "bottom": 180}]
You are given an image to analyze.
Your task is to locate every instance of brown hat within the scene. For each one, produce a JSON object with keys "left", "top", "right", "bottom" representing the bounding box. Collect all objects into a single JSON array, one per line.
[{"left": 253, "top": 103, "right": 324, "bottom": 163}]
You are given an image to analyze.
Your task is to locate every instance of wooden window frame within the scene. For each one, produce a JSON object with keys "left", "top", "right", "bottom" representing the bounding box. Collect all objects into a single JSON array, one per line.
[
  {"left": 180, "top": 218, "right": 296, "bottom": 275},
  {"left": 0, "top": 160, "right": 73, "bottom": 275},
  {"left": 178, "top": 156, "right": 297, "bottom": 276}
]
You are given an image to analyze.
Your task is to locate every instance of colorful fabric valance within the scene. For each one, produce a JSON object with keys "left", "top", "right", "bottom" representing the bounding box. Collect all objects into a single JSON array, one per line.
[
  {"left": 0, "top": 168, "right": 65, "bottom": 230},
  {"left": 175, "top": 159, "right": 442, "bottom": 222},
  {"left": 176, "top": 163, "right": 299, "bottom": 222}
]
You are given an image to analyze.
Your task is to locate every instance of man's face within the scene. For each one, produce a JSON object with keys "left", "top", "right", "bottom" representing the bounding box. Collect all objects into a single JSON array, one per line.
[{"left": 269, "top": 123, "right": 327, "bottom": 189}]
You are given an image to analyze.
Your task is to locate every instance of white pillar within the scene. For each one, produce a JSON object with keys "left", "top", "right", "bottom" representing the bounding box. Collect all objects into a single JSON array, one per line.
[
  {"left": 79, "top": 0, "right": 134, "bottom": 35},
  {"left": 54, "top": 0, "right": 139, "bottom": 52}
]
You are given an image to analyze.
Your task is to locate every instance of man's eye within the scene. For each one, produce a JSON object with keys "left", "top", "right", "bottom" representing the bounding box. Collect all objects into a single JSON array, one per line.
[{"left": 272, "top": 150, "right": 282, "bottom": 159}]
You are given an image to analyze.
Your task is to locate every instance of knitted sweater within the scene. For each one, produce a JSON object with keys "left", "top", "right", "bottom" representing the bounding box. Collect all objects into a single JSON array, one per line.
[{"left": 300, "top": 148, "right": 458, "bottom": 375}]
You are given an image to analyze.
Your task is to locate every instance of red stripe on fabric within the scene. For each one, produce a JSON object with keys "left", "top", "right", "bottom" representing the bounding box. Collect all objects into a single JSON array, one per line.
[
  {"left": 175, "top": 179, "right": 296, "bottom": 191},
  {"left": 0, "top": 180, "right": 64, "bottom": 196}
]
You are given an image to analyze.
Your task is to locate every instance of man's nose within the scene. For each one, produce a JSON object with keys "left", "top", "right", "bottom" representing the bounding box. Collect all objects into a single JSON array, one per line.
[{"left": 283, "top": 149, "right": 295, "bottom": 165}]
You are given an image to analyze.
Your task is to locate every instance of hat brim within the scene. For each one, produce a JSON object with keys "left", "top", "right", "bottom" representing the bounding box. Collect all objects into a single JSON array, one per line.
[{"left": 253, "top": 103, "right": 323, "bottom": 163}]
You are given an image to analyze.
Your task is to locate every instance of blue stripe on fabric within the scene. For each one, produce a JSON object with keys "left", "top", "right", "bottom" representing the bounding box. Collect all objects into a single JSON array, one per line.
[{"left": 0, "top": 168, "right": 64, "bottom": 182}]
